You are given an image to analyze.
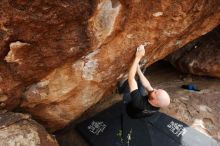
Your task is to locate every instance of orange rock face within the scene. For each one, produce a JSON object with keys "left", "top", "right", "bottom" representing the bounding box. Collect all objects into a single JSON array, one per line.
[
  {"left": 168, "top": 25, "right": 220, "bottom": 78},
  {"left": 0, "top": 0, "right": 220, "bottom": 131}
]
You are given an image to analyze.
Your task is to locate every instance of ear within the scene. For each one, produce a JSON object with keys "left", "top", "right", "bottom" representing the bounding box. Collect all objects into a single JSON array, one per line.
[
  {"left": 149, "top": 98, "right": 158, "bottom": 107},
  {"left": 148, "top": 93, "right": 153, "bottom": 100}
]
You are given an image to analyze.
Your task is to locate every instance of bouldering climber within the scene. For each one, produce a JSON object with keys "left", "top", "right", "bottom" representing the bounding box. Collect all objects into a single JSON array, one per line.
[
  {"left": 76, "top": 45, "right": 219, "bottom": 146},
  {"left": 127, "top": 44, "right": 170, "bottom": 118}
]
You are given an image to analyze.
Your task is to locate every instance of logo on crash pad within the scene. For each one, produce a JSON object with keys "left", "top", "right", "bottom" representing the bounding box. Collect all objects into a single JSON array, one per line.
[
  {"left": 167, "top": 121, "right": 187, "bottom": 137},
  {"left": 88, "top": 121, "right": 107, "bottom": 135}
]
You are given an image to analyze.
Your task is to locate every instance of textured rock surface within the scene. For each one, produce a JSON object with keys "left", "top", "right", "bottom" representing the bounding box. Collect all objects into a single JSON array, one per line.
[
  {"left": 0, "top": 111, "right": 58, "bottom": 146},
  {"left": 0, "top": 0, "right": 220, "bottom": 131},
  {"left": 0, "top": 0, "right": 93, "bottom": 110},
  {"left": 55, "top": 61, "right": 220, "bottom": 146},
  {"left": 168, "top": 25, "right": 220, "bottom": 78}
]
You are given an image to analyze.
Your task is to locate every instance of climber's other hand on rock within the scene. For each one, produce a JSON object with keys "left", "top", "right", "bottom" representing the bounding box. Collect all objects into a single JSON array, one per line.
[{"left": 136, "top": 45, "right": 145, "bottom": 59}]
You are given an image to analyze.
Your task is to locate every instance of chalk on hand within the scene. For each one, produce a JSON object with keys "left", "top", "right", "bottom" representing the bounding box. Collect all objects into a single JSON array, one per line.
[{"left": 137, "top": 44, "right": 145, "bottom": 51}]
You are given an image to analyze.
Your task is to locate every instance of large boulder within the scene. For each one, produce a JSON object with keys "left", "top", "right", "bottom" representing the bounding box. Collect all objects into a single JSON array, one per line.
[
  {"left": 168, "top": 25, "right": 220, "bottom": 78},
  {"left": 0, "top": 111, "right": 58, "bottom": 146},
  {"left": 0, "top": 0, "right": 220, "bottom": 131}
]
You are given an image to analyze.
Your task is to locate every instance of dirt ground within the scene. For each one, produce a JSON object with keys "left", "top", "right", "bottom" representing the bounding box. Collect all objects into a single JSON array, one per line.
[{"left": 55, "top": 61, "right": 220, "bottom": 146}]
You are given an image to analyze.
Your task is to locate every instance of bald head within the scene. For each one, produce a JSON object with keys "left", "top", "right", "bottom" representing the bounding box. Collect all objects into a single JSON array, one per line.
[{"left": 155, "top": 89, "right": 170, "bottom": 107}]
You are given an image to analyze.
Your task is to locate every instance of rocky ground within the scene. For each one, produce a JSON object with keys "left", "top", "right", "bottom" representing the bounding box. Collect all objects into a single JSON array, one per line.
[
  {"left": 0, "top": 111, "right": 58, "bottom": 146},
  {"left": 55, "top": 61, "right": 220, "bottom": 146}
]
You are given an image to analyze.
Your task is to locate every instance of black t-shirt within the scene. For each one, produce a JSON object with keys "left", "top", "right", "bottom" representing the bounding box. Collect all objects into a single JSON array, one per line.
[{"left": 126, "top": 89, "right": 160, "bottom": 118}]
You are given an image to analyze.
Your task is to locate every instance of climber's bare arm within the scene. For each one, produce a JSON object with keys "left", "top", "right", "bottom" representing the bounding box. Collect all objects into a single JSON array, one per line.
[
  {"left": 128, "top": 45, "right": 145, "bottom": 92},
  {"left": 137, "top": 65, "right": 154, "bottom": 92},
  {"left": 128, "top": 57, "right": 140, "bottom": 92}
]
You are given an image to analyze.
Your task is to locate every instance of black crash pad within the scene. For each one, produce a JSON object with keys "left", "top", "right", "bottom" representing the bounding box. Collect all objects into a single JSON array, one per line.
[
  {"left": 76, "top": 102, "right": 219, "bottom": 146},
  {"left": 76, "top": 102, "right": 124, "bottom": 146},
  {"left": 146, "top": 112, "right": 219, "bottom": 146}
]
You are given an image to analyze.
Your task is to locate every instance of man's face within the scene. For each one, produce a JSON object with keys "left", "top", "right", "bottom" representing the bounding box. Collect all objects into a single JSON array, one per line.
[{"left": 148, "top": 89, "right": 171, "bottom": 108}]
